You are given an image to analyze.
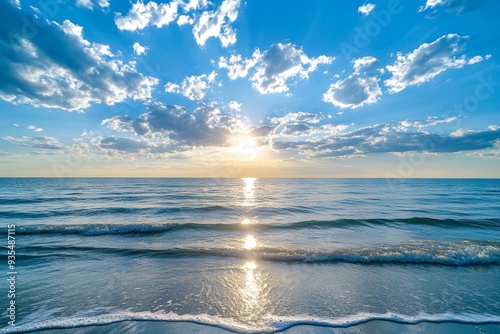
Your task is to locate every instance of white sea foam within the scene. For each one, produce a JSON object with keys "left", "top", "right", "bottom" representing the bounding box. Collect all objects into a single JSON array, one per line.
[{"left": 1, "top": 311, "right": 500, "bottom": 334}]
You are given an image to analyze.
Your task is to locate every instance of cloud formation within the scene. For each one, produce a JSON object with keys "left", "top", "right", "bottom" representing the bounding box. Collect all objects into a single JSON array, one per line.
[
  {"left": 192, "top": 0, "right": 241, "bottom": 47},
  {"left": 0, "top": 2, "right": 158, "bottom": 111},
  {"left": 2, "top": 135, "right": 64, "bottom": 150},
  {"left": 219, "top": 43, "right": 334, "bottom": 94},
  {"left": 101, "top": 103, "right": 241, "bottom": 148},
  {"left": 76, "top": 0, "right": 109, "bottom": 10},
  {"left": 133, "top": 42, "right": 148, "bottom": 55},
  {"left": 164, "top": 71, "right": 216, "bottom": 100},
  {"left": 358, "top": 3, "right": 375, "bottom": 15},
  {"left": 272, "top": 122, "right": 500, "bottom": 158},
  {"left": 419, "top": 0, "right": 485, "bottom": 15},
  {"left": 115, "top": 0, "right": 240, "bottom": 47},
  {"left": 385, "top": 34, "right": 482, "bottom": 93},
  {"left": 115, "top": 1, "right": 179, "bottom": 31},
  {"left": 323, "top": 56, "right": 382, "bottom": 109},
  {"left": 27, "top": 125, "right": 43, "bottom": 132}
]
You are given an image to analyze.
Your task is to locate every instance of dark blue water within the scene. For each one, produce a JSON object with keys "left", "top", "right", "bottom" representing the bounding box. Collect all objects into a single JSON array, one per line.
[{"left": 1, "top": 178, "right": 500, "bottom": 333}]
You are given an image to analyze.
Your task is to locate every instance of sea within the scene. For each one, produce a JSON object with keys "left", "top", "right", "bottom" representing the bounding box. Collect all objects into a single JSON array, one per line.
[{"left": 1, "top": 178, "right": 500, "bottom": 333}]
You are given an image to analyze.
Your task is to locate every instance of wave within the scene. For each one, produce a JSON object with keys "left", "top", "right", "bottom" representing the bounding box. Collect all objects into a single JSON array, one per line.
[
  {"left": 9, "top": 217, "right": 500, "bottom": 235},
  {"left": 0, "top": 205, "right": 230, "bottom": 218},
  {"left": 1, "top": 310, "right": 499, "bottom": 334},
  {"left": 21, "top": 240, "right": 500, "bottom": 266}
]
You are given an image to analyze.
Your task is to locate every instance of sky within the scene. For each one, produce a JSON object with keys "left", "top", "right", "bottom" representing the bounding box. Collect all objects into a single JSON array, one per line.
[{"left": 0, "top": 0, "right": 499, "bottom": 177}]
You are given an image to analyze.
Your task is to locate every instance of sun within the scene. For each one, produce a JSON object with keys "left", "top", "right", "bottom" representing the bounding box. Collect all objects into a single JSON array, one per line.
[{"left": 235, "top": 136, "right": 259, "bottom": 160}]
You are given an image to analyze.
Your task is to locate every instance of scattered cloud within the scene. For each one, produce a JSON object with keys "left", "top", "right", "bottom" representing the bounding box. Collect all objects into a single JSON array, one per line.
[
  {"left": 419, "top": 0, "right": 485, "bottom": 15},
  {"left": 76, "top": 0, "right": 109, "bottom": 10},
  {"left": 352, "top": 56, "right": 379, "bottom": 75},
  {"left": 115, "top": 0, "right": 239, "bottom": 47},
  {"left": 101, "top": 103, "right": 242, "bottom": 148},
  {"left": 115, "top": 1, "right": 179, "bottom": 31},
  {"left": 0, "top": 2, "right": 158, "bottom": 111},
  {"left": 219, "top": 43, "right": 333, "bottom": 93},
  {"left": 385, "top": 34, "right": 480, "bottom": 93},
  {"left": 323, "top": 76, "right": 382, "bottom": 109},
  {"left": 177, "top": 14, "right": 193, "bottom": 25},
  {"left": 2, "top": 136, "right": 64, "bottom": 150},
  {"left": 192, "top": 0, "right": 241, "bottom": 47},
  {"left": 164, "top": 82, "right": 181, "bottom": 93},
  {"left": 228, "top": 100, "right": 242, "bottom": 111},
  {"left": 164, "top": 71, "right": 217, "bottom": 100},
  {"left": 99, "top": 137, "right": 149, "bottom": 153},
  {"left": 273, "top": 123, "right": 500, "bottom": 158},
  {"left": 218, "top": 50, "right": 261, "bottom": 80},
  {"left": 323, "top": 56, "right": 381, "bottom": 109},
  {"left": 251, "top": 43, "right": 334, "bottom": 94},
  {"left": 467, "top": 55, "right": 486, "bottom": 65},
  {"left": 133, "top": 42, "right": 148, "bottom": 55},
  {"left": 358, "top": 3, "right": 375, "bottom": 15},
  {"left": 27, "top": 125, "right": 43, "bottom": 132}
]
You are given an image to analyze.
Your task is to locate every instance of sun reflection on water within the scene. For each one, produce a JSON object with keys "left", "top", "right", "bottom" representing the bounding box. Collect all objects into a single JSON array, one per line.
[
  {"left": 244, "top": 235, "right": 257, "bottom": 250},
  {"left": 240, "top": 261, "right": 260, "bottom": 312},
  {"left": 242, "top": 178, "right": 255, "bottom": 206}
]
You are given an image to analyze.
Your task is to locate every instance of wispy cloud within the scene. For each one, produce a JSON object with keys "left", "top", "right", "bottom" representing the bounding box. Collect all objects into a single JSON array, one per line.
[
  {"left": 419, "top": 0, "right": 485, "bottom": 15},
  {"left": 358, "top": 3, "right": 375, "bottom": 15},
  {"left": 2, "top": 135, "right": 64, "bottom": 150},
  {"left": 27, "top": 125, "right": 43, "bottom": 132},
  {"left": 385, "top": 34, "right": 483, "bottom": 93}
]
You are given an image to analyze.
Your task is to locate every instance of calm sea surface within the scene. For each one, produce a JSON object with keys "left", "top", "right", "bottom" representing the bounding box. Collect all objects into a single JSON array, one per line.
[{"left": 1, "top": 178, "right": 500, "bottom": 333}]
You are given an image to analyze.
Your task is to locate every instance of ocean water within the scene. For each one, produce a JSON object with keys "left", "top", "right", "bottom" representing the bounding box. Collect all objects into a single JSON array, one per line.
[{"left": 1, "top": 178, "right": 500, "bottom": 333}]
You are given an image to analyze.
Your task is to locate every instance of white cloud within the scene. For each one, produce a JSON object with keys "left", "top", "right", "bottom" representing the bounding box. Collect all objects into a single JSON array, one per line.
[
  {"left": 228, "top": 100, "right": 242, "bottom": 112},
  {"left": 0, "top": 6, "right": 158, "bottom": 111},
  {"left": 323, "top": 75, "right": 381, "bottom": 109},
  {"left": 164, "top": 82, "right": 181, "bottom": 93},
  {"left": 358, "top": 3, "right": 375, "bottom": 15},
  {"left": 219, "top": 43, "right": 334, "bottom": 93},
  {"left": 165, "top": 71, "right": 216, "bottom": 100},
  {"left": 181, "top": 71, "right": 216, "bottom": 100},
  {"left": 182, "top": 0, "right": 209, "bottom": 11},
  {"left": 192, "top": 0, "right": 241, "bottom": 47},
  {"left": 177, "top": 14, "right": 193, "bottom": 25},
  {"left": 385, "top": 34, "right": 475, "bottom": 93},
  {"left": 323, "top": 56, "right": 381, "bottom": 109},
  {"left": 270, "top": 111, "right": 322, "bottom": 125},
  {"left": 2, "top": 136, "right": 64, "bottom": 150},
  {"left": 467, "top": 55, "right": 484, "bottom": 65},
  {"left": 252, "top": 43, "right": 335, "bottom": 94},
  {"left": 353, "top": 56, "right": 378, "bottom": 75},
  {"left": 218, "top": 50, "right": 261, "bottom": 80},
  {"left": 27, "top": 125, "right": 43, "bottom": 132},
  {"left": 419, "top": 0, "right": 484, "bottom": 14},
  {"left": 76, "top": 0, "right": 109, "bottom": 10},
  {"left": 115, "top": 1, "right": 179, "bottom": 31},
  {"left": 133, "top": 42, "right": 148, "bottom": 55},
  {"left": 101, "top": 103, "right": 241, "bottom": 148}
]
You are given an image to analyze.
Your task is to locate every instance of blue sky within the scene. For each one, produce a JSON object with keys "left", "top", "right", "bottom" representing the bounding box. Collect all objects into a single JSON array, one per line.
[{"left": 0, "top": 0, "right": 499, "bottom": 177}]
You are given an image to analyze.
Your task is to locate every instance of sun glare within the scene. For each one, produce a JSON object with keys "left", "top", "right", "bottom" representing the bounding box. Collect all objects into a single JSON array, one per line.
[
  {"left": 236, "top": 137, "right": 259, "bottom": 160},
  {"left": 244, "top": 235, "right": 257, "bottom": 250}
]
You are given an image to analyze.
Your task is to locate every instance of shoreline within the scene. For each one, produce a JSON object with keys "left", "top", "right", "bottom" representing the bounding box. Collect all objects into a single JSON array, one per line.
[{"left": 20, "top": 320, "right": 500, "bottom": 334}]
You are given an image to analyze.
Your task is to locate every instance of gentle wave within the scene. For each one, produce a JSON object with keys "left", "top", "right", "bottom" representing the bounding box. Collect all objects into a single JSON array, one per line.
[
  {"left": 22, "top": 241, "right": 500, "bottom": 265},
  {"left": 10, "top": 217, "right": 500, "bottom": 235},
  {"left": 0, "top": 205, "right": 230, "bottom": 218},
  {"left": 2, "top": 310, "right": 499, "bottom": 334}
]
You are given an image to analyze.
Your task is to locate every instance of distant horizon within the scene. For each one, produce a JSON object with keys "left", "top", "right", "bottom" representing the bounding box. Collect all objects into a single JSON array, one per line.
[{"left": 1, "top": 176, "right": 499, "bottom": 179}]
